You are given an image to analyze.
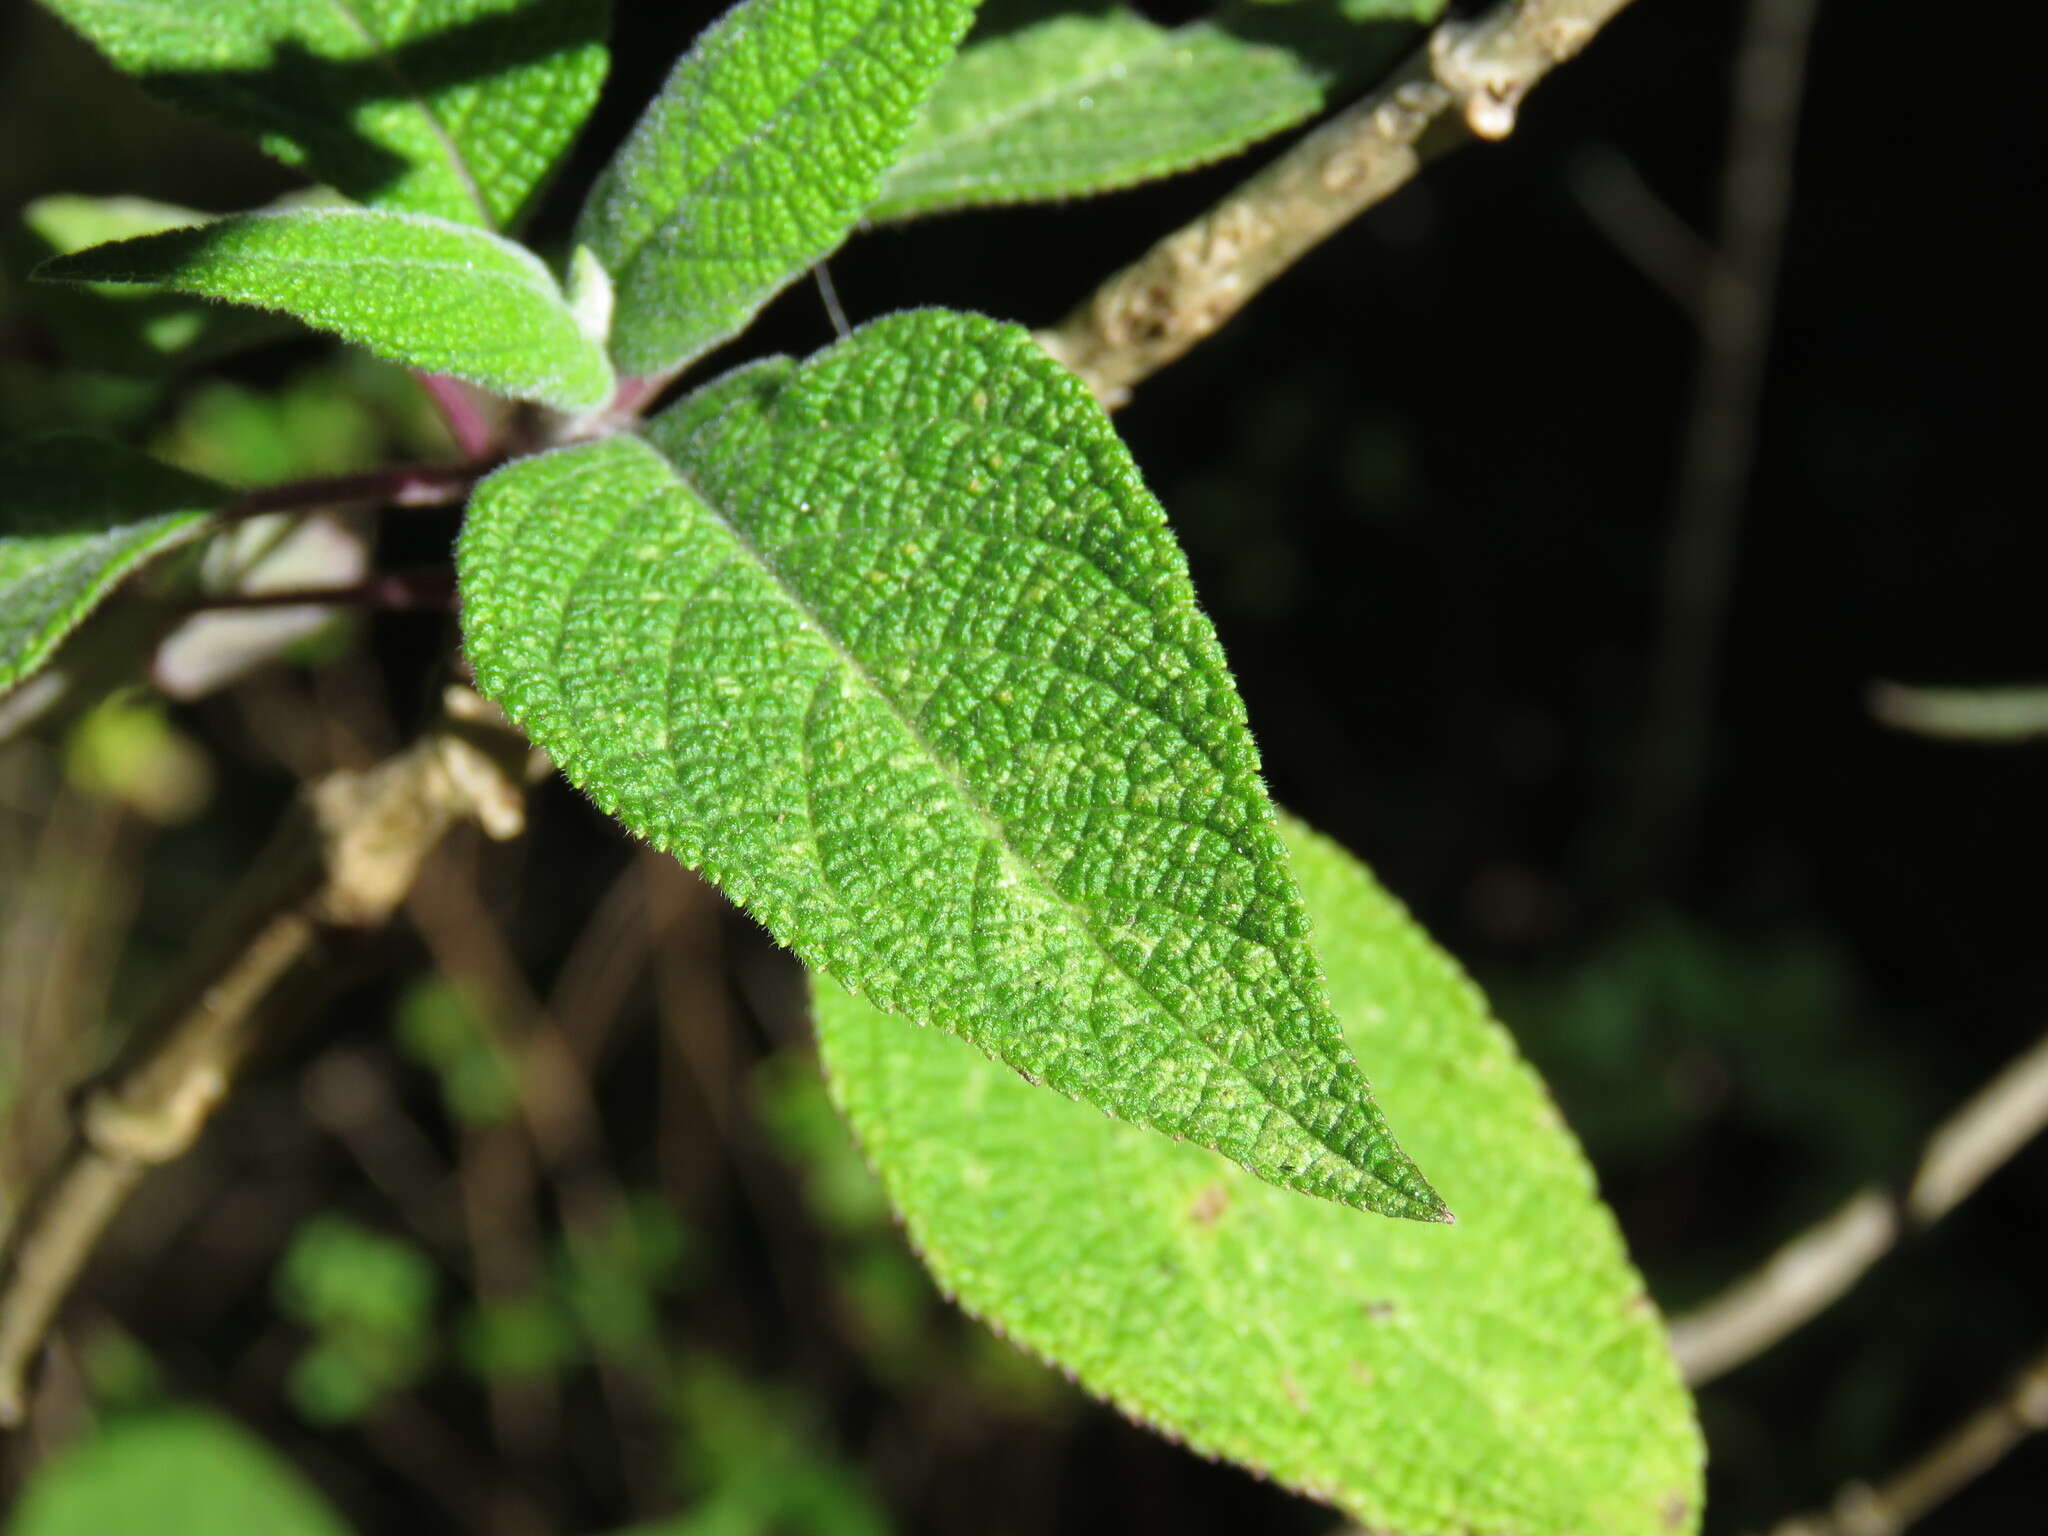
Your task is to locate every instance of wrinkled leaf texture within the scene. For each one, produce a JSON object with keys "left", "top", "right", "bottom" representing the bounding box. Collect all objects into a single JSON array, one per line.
[
  {"left": 575, "top": 0, "right": 977, "bottom": 377},
  {"left": 37, "top": 0, "right": 610, "bottom": 230},
  {"left": 459, "top": 307, "right": 1443, "bottom": 1220},
  {"left": 35, "top": 209, "right": 614, "bottom": 412},
  {"left": 0, "top": 436, "right": 223, "bottom": 695},
  {"left": 817, "top": 815, "right": 1704, "bottom": 1536}
]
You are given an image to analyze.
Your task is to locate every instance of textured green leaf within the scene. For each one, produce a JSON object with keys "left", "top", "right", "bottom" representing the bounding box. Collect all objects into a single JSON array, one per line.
[
  {"left": 460, "top": 307, "right": 1440, "bottom": 1218},
  {"left": 34, "top": 209, "right": 614, "bottom": 412},
  {"left": 1, "top": 436, "right": 223, "bottom": 696},
  {"left": 7, "top": 1409, "right": 354, "bottom": 1536},
  {"left": 815, "top": 815, "right": 1703, "bottom": 1535},
  {"left": 37, "top": 0, "right": 609, "bottom": 230},
  {"left": 575, "top": 0, "right": 977, "bottom": 378},
  {"left": 870, "top": 11, "right": 1327, "bottom": 221},
  {"left": 1336, "top": 0, "right": 1446, "bottom": 21}
]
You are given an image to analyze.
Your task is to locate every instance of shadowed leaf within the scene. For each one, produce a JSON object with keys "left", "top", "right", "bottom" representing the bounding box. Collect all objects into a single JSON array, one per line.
[
  {"left": 871, "top": 11, "right": 1326, "bottom": 220},
  {"left": 38, "top": 0, "right": 610, "bottom": 230},
  {"left": 2, "top": 435, "right": 223, "bottom": 696}
]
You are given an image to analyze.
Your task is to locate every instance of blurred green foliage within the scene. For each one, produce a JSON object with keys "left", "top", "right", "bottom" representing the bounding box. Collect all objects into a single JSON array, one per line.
[
  {"left": 5, "top": 1410, "right": 352, "bottom": 1536},
  {"left": 394, "top": 979, "right": 520, "bottom": 1128},
  {"left": 275, "top": 1217, "right": 439, "bottom": 1425},
  {"left": 62, "top": 690, "right": 213, "bottom": 824},
  {"left": 1496, "top": 917, "right": 1919, "bottom": 1186}
]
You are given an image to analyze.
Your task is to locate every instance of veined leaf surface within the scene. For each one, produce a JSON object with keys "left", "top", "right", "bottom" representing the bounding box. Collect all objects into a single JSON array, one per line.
[
  {"left": 1, "top": 436, "right": 223, "bottom": 695},
  {"left": 815, "top": 815, "right": 1704, "bottom": 1535},
  {"left": 870, "top": 11, "right": 1326, "bottom": 221},
  {"left": 574, "top": 0, "right": 977, "bottom": 378},
  {"left": 38, "top": 0, "right": 609, "bottom": 231},
  {"left": 459, "top": 308, "right": 1440, "bottom": 1218},
  {"left": 35, "top": 210, "right": 614, "bottom": 412}
]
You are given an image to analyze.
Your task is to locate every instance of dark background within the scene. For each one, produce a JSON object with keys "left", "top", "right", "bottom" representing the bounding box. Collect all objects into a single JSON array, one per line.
[{"left": 2, "top": 0, "right": 2044, "bottom": 1531}]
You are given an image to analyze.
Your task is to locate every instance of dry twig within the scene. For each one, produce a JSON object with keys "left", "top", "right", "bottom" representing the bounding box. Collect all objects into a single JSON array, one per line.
[
  {"left": 0, "top": 687, "right": 529, "bottom": 1424},
  {"left": 1767, "top": 1343, "right": 2048, "bottom": 1536},
  {"left": 1037, "top": 0, "right": 1642, "bottom": 405},
  {"left": 1671, "top": 1031, "right": 2048, "bottom": 1386}
]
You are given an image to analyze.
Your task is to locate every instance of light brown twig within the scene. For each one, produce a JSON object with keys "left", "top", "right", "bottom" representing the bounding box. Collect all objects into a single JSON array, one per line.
[
  {"left": 0, "top": 687, "right": 529, "bottom": 1425},
  {"left": 1671, "top": 1030, "right": 2048, "bottom": 1386},
  {"left": 1036, "top": 0, "right": 1641, "bottom": 405},
  {"left": 1868, "top": 681, "right": 2048, "bottom": 744},
  {"left": 1767, "top": 1342, "right": 2048, "bottom": 1536}
]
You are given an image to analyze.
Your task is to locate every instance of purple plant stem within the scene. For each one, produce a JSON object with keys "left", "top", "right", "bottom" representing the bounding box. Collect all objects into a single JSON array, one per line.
[
  {"left": 185, "top": 568, "right": 459, "bottom": 614},
  {"left": 226, "top": 461, "right": 498, "bottom": 520},
  {"left": 413, "top": 372, "right": 498, "bottom": 457}
]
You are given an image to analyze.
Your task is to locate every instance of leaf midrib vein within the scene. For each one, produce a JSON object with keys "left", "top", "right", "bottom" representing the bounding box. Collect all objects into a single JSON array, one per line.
[
  {"left": 657, "top": 440, "right": 1389, "bottom": 1206},
  {"left": 611, "top": 0, "right": 917, "bottom": 284},
  {"left": 886, "top": 22, "right": 1193, "bottom": 180},
  {"left": 324, "top": 0, "right": 493, "bottom": 226}
]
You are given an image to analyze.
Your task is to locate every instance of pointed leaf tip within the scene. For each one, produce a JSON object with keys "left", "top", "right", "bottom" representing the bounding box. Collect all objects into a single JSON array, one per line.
[
  {"left": 575, "top": 0, "right": 978, "bottom": 376},
  {"left": 459, "top": 307, "right": 1439, "bottom": 1217},
  {"left": 35, "top": 210, "right": 614, "bottom": 412},
  {"left": 2, "top": 436, "right": 224, "bottom": 696},
  {"left": 814, "top": 814, "right": 1703, "bottom": 1535}
]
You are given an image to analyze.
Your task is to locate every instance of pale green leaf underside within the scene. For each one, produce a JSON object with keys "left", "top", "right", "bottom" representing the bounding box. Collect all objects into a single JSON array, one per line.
[
  {"left": 574, "top": 0, "right": 976, "bottom": 377},
  {"left": 34, "top": 210, "right": 614, "bottom": 411},
  {"left": 459, "top": 308, "right": 1440, "bottom": 1219},
  {"left": 816, "top": 815, "right": 1703, "bottom": 1536},
  {"left": 870, "top": 11, "right": 1327, "bottom": 221},
  {"left": 1, "top": 436, "right": 223, "bottom": 695},
  {"left": 7, "top": 1410, "right": 352, "bottom": 1536},
  {"left": 23, "top": 192, "right": 208, "bottom": 252},
  {"left": 38, "top": 0, "right": 610, "bottom": 231},
  {"left": 1869, "top": 680, "right": 2048, "bottom": 743}
]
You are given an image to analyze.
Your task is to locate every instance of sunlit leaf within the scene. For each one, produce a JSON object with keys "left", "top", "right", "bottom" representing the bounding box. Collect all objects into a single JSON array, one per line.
[
  {"left": 35, "top": 210, "right": 614, "bottom": 411},
  {"left": 460, "top": 307, "right": 1441, "bottom": 1218},
  {"left": 575, "top": 0, "right": 976, "bottom": 377},
  {"left": 816, "top": 814, "right": 1704, "bottom": 1535}
]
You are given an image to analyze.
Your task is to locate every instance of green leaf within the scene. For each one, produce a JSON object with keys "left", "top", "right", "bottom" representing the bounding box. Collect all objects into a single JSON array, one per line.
[
  {"left": 814, "top": 814, "right": 1703, "bottom": 1535},
  {"left": 459, "top": 307, "right": 1440, "bottom": 1219},
  {"left": 17, "top": 194, "right": 292, "bottom": 373},
  {"left": 1, "top": 436, "right": 223, "bottom": 696},
  {"left": 575, "top": 0, "right": 977, "bottom": 378},
  {"left": 37, "top": 0, "right": 610, "bottom": 230},
  {"left": 34, "top": 209, "right": 614, "bottom": 412},
  {"left": 7, "top": 1409, "right": 354, "bottom": 1536},
  {"left": 1337, "top": 0, "right": 1447, "bottom": 21},
  {"left": 870, "top": 11, "right": 1327, "bottom": 221}
]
